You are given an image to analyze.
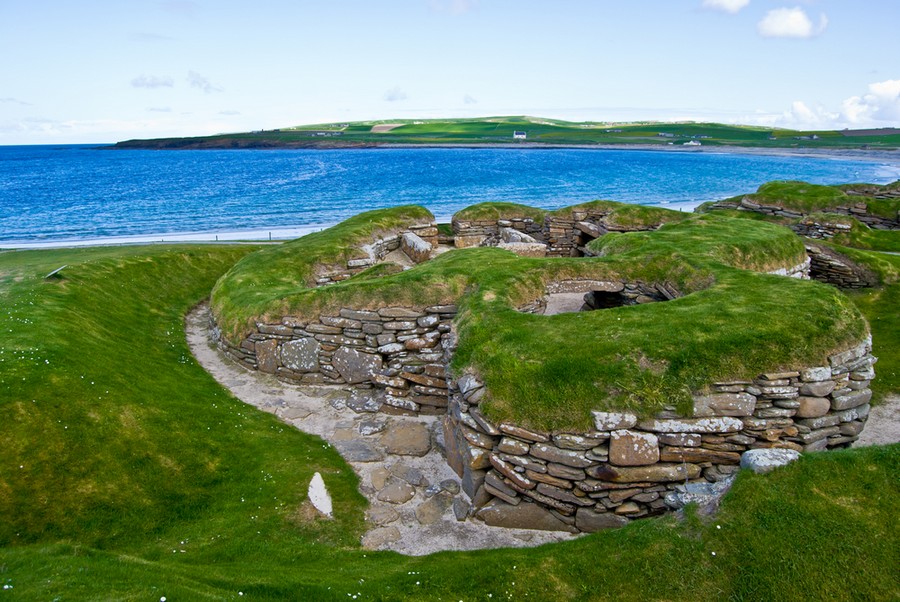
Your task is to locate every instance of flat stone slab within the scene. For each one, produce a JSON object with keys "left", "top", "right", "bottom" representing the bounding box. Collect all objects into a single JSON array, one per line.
[
  {"left": 381, "top": 422, "right": 432, "bottom": 456},
  {"left": 476, "top": 499, "right": 578, "bottom": 533},
  {"left": 376, "top": 479, "right": 416, "bottom": 504},
  {"left": 332, "top": 347, "right": 383, "bottom": 384},
  {"left": 740, "top": 448, "right": 801, "bottom": 474},
  {"left": 335, "top": 439, "right": 384, "bottom": 463}
]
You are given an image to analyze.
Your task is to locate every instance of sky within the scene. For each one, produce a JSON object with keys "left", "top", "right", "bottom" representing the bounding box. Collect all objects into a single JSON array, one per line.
[{"left": 1, "top": 0, "right": 899, "bottom": 144}]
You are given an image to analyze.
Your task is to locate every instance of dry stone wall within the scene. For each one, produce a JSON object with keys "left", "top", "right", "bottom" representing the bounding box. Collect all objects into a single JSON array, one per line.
[
  {"left": 451, "top": 208, "right": 665, "bottom": 258},
  {"left": 215, "top": 304, "right": 457, "bottom": 415},
  {"left": 441, "top": 337, "right": 875, "bottom": 533},
  {"left": 708, "top": 196, "right": 899, "bottom": 234},
  {"left": 314, "top": 223, "right": 438, "bottom": 285},
  {"left": 804, "top": 243, "right": 876, "bottom": 289}
]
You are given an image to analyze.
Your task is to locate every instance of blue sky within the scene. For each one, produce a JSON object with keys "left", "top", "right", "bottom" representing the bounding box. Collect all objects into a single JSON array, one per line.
[{"left": 1, "top": 0, "right": 898, "bottom": 144}]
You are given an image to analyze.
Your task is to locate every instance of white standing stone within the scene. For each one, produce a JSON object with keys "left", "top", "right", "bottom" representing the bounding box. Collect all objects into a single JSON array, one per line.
[{"left": 308, "top": 472, "right": 333, "bottom": 518}]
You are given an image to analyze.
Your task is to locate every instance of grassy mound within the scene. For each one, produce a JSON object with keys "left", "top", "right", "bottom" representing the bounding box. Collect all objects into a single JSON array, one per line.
[
  {"left": 212, "top": 204, "right": 865, "bottom": 431},
  {"left": 0, "top": 243, "right": 896, "bottom": 600},
  {"left": 731, "top": 180, "right": 900, "bottom": 219},
  {"left": 452, "top": 201, "right": 547, "bottom": 223},
  {"left": 211, "top": 205, "right": 433, "bottom": 340}
]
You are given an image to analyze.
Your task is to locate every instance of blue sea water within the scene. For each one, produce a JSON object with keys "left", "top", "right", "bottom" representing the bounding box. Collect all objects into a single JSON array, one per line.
[{"left": 1, "top": 144, "right": 898, "bottom": 246}]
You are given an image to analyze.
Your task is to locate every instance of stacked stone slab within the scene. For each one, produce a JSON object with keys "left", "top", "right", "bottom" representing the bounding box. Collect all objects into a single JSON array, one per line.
[
  {"left": 441, "top": 336, "right": 875, "bottom": 533},
  {"left": 451, "top": 217, "right": 543, "bottom": 249},
  {"left": 452, "top": 209, "right": 665, "bottom": 257},
  {"left": 707, "top": 196, "right": 899, "bottom": 233},
  {"left": 543, "top": 208, "right": 661, "bottom": 257},
  {"left": 805, "top": 243, "right": 876, "bottom": 289},
  {"left": 214, "top": 305, "right": 458, "bottom": 415},
  {"left": 793, "top": 218, "right": 853, "bottom": 240},
  {"left": 314, "top": 223, "right": 438, "bottom": 285}
]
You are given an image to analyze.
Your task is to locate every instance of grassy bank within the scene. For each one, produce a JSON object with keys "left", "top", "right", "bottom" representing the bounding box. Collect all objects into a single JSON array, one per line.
[{"left": 1, "top": 243, "right": 897, "bottom": 600}]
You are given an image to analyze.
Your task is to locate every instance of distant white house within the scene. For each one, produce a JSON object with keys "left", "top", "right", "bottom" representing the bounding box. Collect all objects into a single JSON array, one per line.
[
  {"left": 513, "top": 131, "right": 527, "bottom": 139},
  {"left": 683, "top": 140, "right": 701, "bottom": 146}
]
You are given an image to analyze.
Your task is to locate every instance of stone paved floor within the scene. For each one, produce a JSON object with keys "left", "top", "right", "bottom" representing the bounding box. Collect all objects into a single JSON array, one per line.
[{"left": 186, "top": 303, "right": 576, "bottom": 555}]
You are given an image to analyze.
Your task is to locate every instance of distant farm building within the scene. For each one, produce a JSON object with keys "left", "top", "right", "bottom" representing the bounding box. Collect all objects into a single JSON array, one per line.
[
  {"left": 657, "top": 132, "right": 675, "bottom": 138},
  {"left": 683, "top": 140, "right": 701, "bottom": 146},
  {"left": 513, "top": 131, "right": 527, "bottom": 139}
]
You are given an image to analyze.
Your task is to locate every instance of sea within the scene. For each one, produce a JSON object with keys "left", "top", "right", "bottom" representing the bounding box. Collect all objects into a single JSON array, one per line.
[{"left": 2, "top": 144, "right": 898, "bottom": 248}]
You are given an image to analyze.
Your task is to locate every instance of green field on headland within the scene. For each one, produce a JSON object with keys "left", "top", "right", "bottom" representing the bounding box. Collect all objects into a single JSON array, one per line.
[{"left": 113, "top": 116, "right": 900, "bottom": 150}]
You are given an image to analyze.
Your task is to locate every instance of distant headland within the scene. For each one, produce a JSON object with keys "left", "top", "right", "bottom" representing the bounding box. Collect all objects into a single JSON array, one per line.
[{"left": 112, "top": 116, "right": 900, "bottom": 152}]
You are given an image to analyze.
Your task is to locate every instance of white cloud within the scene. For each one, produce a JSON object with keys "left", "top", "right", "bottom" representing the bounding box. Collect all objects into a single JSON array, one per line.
[
  {"left": 187, "top": 71, "right": 222, "bottom": 94},
  {"left": 147, "top": 107, "right": 172, "bottom": 113},
  {"left": 745, "top": 79, "right": 900, "bottom": 130},
  {"left": 131, "top": 75, "right": 174, "bottom": 89},
  {"left": 219, "top": 110, "right": 241, "bottom": 116},
  {"left": 839, "top": 79, "right": 900, "bottom": 124},
  {"left": 757, "top": 7, "right": 827, "bottom": 39},
  {"left": 702, "top": 0, "right": 750, "bottom": 14},
  {"left": 463, "top": 94, "right": 478, "bottom": 104},
  {"left": 429, "top": 0, "right": 478, "bottom": 15},
  {"left": 0, "top": 97, "right": 32, "bottom": 106},
  {"left": 384, "top": 87, "right": 408, "bottom": 102}
]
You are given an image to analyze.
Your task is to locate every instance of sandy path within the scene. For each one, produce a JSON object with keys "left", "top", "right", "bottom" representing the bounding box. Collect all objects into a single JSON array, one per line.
[
  {"left": 185, "top": 303, "right": 575, "bottom": 555},
  {"left": 855, "top": 395, "right": 900, "bottom": 447},
  {"left": 186, "top": 304, "right": 899, "bottom": 553}
]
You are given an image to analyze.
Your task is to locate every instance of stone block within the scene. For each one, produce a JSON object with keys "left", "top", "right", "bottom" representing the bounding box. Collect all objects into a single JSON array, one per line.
[
  {"left": 381, "top": 421, "right": 431, "bottom": 456},
  {"left": 476, "top": 500, "right": 578, "bottom": 532},
  {"left": 499, "top": 423, "right": 550, "bottom": 442},
  {"left": 658, "top": 433, "right": 702, "bottom": 447},
  {"left": 609, "top": 430, "right": 660, "bottom": 466},
  {"left": 659, "top": 447, "right": 741, "bottom": 464},
  {"left": 553, "top": 433, "right": 606, "bottom": 450},
  {"left": 378, "top": 307, "right": 423, "bottom": 319},
  {"left": 799, "top": 380, "right": 836, "bottom": 397},
  {"left": 575, "top": 508, "right": 629, "bottom": 533},
  {"left": 497, "top": 436, "right": 530, "bottom": 455},
  {"left": 591, "top": 411, "right": 638, "bottom": 431},
  {"left": 740, "top": 448, "right": 800, "bottom": 474},
  {"left": 795, "top": 396, "right": 831, "bottom": 418},
  {"left": 530, "top": 443, "right": 594, "bottom": 468},
  {"left": 586, "top": 463, "right": 701, "bottom": 483},
  {"left": 401, "top": 231, "right": 433, "bottom": 264},
  {"left": 280, "top": 338, "right": 320, "bottom": 372},
  {"left": 254, "top": 339, "right": 279, "bottom": 374},
  {"left": 692, "top": 392, "right": 756, "bottom": 417},
  {"left": 831, "top": 389, "right": 872, "bottom": 411},
  {"left": 332, "top": 347, "right": 383, "bottom": 384},
  {"left": 546, "top": 463, "right": 587, "bottom": 481},
  {"left": 638, "top": 417, "right": 743, "bottom": 433},
  {"left": 455, "top": 234, "right": 486, "bottom": 248}
]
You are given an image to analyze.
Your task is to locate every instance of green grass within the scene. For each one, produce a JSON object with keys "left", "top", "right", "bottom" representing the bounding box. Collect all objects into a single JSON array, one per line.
[
  {"left": 701, "top": 186, "right": 900, "bottom": 404},
  {"left": 739, "top": 180, "right": 900, "bottom": 218},
  {"left": 452, "top": 201, "right": 548, "bottom": 224},
  {"left": 210, "top": 205, "right": 433, "bottom": 340},
  {"left": 1, "top": 244, "right": 897, "bottom": 600},
  {"left": 213, "top": 205, "right": 865, "bottom": 431}
]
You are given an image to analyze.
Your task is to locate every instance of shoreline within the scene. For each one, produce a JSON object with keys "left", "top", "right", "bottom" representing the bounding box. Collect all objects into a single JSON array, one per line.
[
  {"left": 0, "top": 201, "right": 704, "bottom": 251},
  {"left": 372, "top": 142, "right": 900, "bottom": 164}
]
